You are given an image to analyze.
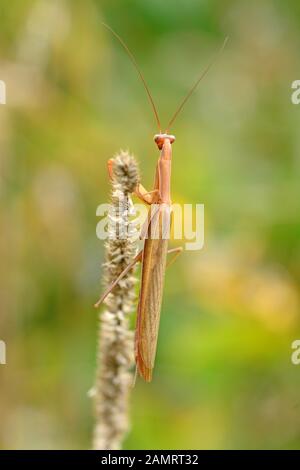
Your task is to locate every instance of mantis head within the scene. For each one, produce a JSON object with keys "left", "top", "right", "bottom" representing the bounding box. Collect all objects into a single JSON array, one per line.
[{"left": 154, "top": 134, "right": 176, "bottom": 150}]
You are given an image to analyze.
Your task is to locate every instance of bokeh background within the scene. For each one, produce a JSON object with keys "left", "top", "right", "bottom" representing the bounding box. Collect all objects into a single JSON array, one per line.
[{"left": 1, "top": 0, "right": 300, "bottom": 449}]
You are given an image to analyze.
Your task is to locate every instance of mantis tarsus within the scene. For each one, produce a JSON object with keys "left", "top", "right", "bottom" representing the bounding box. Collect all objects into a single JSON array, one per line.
[{"left": 95, "top": 24, "right": 227, "bottom": 382}]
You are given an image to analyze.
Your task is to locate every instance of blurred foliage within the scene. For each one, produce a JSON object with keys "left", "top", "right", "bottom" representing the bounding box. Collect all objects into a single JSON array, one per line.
[{"left": 0, "top": 0, "right": 300, "bottom": 449}]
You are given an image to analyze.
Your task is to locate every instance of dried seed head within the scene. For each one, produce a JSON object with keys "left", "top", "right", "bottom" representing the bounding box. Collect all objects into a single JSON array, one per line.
[
  {"left": 93, "top": 151, "right": 140, "bottom": 450},
  {"left": 112, "top": 151, "right": 139, "bottom": 194}
]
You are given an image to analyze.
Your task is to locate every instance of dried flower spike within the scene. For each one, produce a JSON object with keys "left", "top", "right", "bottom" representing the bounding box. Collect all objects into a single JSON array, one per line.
[{"left": 93, "top": 151, "right": 139, "bottom": 450}]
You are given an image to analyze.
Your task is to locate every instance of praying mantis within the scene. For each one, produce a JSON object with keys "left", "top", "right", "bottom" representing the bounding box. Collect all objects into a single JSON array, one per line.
[{"left": 95, "top": 24, "right": 227, "bottom": 382}]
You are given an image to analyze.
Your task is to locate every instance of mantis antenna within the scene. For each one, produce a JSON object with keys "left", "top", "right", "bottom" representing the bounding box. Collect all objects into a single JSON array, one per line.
[
  {"left": 166, "top": 36, "right": 228, "bottom": 132},
  {"left": 103, "top": 23, "right": 162, "bottom": 132}
]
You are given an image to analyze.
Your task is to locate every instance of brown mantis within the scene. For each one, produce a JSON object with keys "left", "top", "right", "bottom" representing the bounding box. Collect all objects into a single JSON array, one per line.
[{"left": 95, "top": 24, "right": 227, "bottom": 382}]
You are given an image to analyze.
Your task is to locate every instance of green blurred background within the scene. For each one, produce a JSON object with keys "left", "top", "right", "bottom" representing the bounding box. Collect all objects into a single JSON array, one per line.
[{"left": 1, "top": 0, "right": 300, "bottom": 449}]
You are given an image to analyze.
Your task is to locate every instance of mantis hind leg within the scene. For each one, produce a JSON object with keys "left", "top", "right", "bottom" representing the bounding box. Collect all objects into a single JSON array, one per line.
[
  {"left": 166, "top": 246, "right": 183, "bottom": 268},
  {"left": 94, "top": 250, "right": 143, "bottom": 308}
]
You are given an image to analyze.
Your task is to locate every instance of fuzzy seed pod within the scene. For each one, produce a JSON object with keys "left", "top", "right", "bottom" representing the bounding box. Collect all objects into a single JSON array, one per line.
[{"left": 93, "top": 151, "right": 140, "bottom": 450}]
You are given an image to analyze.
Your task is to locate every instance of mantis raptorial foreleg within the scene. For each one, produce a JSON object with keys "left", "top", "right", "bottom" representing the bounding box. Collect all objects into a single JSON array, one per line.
[
  {"left": 108, "top": 158, "right": 159, "bottom": 205},
  {"left": 135, "top": 186, "right": 159, "bottom": 205}
]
